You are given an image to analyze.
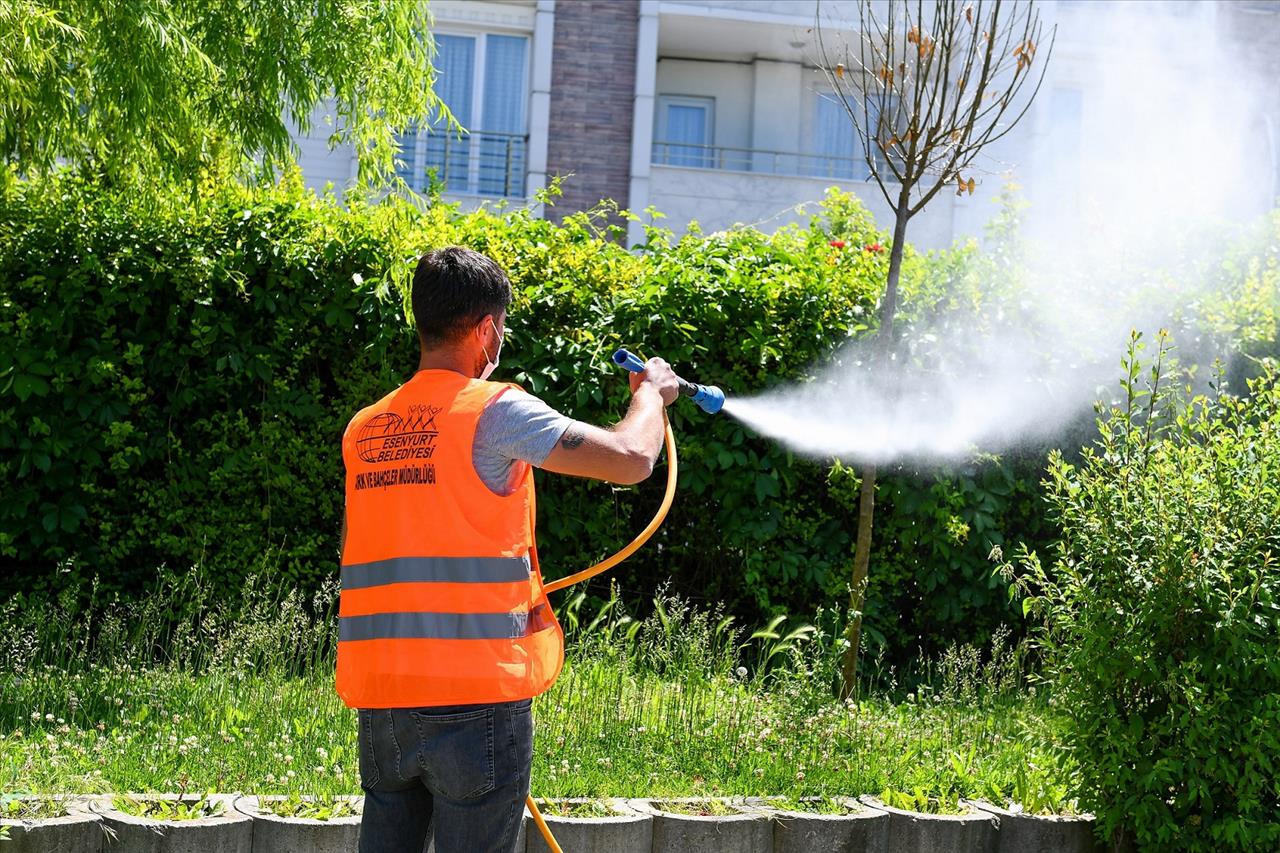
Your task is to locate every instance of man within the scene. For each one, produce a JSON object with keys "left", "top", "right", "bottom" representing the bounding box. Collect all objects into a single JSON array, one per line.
[{"left": 338, "top": 246, "right": 678, "bottom": 853}]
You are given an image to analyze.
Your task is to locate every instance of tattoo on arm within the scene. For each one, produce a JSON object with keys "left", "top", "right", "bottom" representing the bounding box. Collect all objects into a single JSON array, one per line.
[{"left": 560, "top": 428, "right": 586, "bottom": 450}]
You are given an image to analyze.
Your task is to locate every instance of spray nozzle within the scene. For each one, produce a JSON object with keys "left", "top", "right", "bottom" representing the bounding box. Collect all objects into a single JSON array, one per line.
[{"left": 611, "top": 348, "right": 726, "bottom": 415}]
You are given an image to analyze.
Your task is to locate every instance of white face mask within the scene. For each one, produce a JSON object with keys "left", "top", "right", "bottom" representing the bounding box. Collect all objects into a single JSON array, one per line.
[{"left": 479, "top": 318, "right": 502, "bottom": 381}]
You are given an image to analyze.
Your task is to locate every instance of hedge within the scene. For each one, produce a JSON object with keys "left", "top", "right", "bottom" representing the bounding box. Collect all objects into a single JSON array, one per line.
[{"left": 1, "top": 170, "right": 1066, "bottom": 658}]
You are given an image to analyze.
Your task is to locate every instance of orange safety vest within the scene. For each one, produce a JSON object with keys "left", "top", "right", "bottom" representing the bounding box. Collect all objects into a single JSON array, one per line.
[{"left": 336, "top": 369, "right": 564, "bottom": 709}]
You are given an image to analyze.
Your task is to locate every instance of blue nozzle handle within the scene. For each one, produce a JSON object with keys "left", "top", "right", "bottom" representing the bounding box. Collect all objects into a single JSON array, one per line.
[
  {"left": 610, "top": 348, "right": 725, "bottom": 415},
  {"left": 612, "top": 349, "right": 648, "bottom": 373}
]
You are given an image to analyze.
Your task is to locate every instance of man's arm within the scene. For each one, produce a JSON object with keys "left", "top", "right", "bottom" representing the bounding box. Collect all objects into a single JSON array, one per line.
[{"left": 539, "top": 357, "right": 679, "bottom": 485}]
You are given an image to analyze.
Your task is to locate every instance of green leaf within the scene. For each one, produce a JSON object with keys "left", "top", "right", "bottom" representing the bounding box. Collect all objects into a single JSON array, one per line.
[{"left": 13, "top": 374, "right": 49, "bottom": 401}]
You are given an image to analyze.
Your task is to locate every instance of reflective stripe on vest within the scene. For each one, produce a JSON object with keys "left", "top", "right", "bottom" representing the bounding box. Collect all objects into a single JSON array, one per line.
[
  {"left": 339, "top": 601, "right": 556, "bottom": 642},
  {"left": 341, "top": 555, "right": 532, "bottom": 589},
  {"left": 336, "top": 372, "right": 565, "bottom": 709}
]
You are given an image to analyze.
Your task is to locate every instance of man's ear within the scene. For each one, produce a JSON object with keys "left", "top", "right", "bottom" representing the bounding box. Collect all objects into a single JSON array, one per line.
[{"left": 475, "top": 314, "right": 495, "bottom": 343}]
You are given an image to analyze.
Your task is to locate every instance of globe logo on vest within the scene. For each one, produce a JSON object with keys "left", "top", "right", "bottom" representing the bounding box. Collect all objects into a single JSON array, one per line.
[{"left": 356, "top": 407, "right": 442, "bottom": 464}]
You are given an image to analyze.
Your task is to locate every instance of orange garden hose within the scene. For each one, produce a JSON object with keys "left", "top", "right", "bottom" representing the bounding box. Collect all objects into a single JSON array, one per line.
[{"left": 525, "top": 416, "right": 678, "bottom": 853}]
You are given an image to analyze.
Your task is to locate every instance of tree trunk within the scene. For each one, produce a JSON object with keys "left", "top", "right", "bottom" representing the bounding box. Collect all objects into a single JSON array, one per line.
[{"left": 838, "top": 199, "right": 912, "bottom": 699}]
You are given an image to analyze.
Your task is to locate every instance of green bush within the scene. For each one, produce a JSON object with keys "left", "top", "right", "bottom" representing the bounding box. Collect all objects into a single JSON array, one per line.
[
  {"left": 1004, "top": 333, "right": 1280, "bottom": 850},
  {"left": 0, "top": 171, "right": 1047, "bottom": 656}
]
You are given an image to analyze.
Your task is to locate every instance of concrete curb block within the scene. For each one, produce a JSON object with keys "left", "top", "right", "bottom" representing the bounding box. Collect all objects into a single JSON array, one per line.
[
  {"left": 525, "top": 798, "right": 651, "bottom": 853},
  {"left": 759, "top": 797, "right": 890, "bottom": 853},
  {"left": 967, "top": 800, "right": 1100, "bottom": 853},
  {"left": 629, "top": 798, "right": 773, "bottom": 853},
  {"left": 1, "top": 797, "right": 102, "bottom": 853},
  {"left": 89, "top": 794, "right": 252, "bottom": 853},
  {"left": 233, "top": 796, "right": 361, "bottom": 853},
  {"left": 860, "top": 796, "right": 997, "bottom": 853}
]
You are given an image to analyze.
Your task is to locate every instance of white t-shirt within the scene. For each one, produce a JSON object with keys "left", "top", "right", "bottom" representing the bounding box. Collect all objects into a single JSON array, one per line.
[{"left": 472, "top": 389, "right": 576, "bottom": 495}]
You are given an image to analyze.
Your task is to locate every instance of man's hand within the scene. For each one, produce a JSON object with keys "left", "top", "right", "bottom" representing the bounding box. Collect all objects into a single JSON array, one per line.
[
  {"left": 629, "top": 356, "right": 680, "bottom": 406},
  {"left": 541, "top": 356, "right": 678, "bottom": 484}
]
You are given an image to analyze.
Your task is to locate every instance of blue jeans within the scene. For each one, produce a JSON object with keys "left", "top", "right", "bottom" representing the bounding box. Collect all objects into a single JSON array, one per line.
[{"left": 357, "top": 699, "right": 532, "bottom": 853}]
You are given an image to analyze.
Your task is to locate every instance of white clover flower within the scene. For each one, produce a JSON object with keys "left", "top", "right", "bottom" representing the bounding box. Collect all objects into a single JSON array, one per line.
[
  {"left": 316, "top": 747, "right": 328, "bottom": 759},
  {"left": 286, "top": 770, "right": 296, "bottom": 779},
  {"left": 736, "top": 667, "right": 748, "bottom": 678},
  {"left": 265, "top": 773, "right": 277, "bottom": 784},
  {"left": 30, "top": 711, "right": 40, "bottom": 722},
  {"left": 45, "top": 713, "right": 54, "bottom": 722}
]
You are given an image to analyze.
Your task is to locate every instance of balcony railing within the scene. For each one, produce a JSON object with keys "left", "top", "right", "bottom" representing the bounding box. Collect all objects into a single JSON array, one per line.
[
  {"left": 397, "top": 129, "right": 528, "bottom": 198},
  {"left": 652, "top": 140, "right": 885, "bottom": 182}
]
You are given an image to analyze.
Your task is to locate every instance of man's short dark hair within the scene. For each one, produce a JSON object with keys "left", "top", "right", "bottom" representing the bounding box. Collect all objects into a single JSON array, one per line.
[{"left": 411, "top": 246, "right": 513, "bottom": 345}]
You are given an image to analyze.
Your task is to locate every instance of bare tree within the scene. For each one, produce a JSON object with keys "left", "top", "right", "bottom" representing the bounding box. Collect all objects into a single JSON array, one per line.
[{"left": 816, "top": 0, "right": 1054, "bottom": 696}]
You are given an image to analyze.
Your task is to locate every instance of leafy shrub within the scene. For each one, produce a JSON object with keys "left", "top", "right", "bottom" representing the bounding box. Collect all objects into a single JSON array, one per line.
[
  {"left": 0, "top": 795, "right": 69, "bottom": 821},
  {"left": 0, "top": 170, "right": 1050, "bottom": 657},
  {"left": 1003, "top": 333, "right": 1280, "bottom": 850},
  {"left": 113, "top": 795, "right": 225, "bottom": 821}
]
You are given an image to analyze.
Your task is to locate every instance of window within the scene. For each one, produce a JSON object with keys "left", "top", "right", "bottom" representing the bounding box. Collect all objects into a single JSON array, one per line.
[
  {"left": 655, "top": 96, "right": 714, "bottom": 168},
  {"left": 868, "top": 95, "right": 904, "bottom": 178},
  {"left": 814, "top": 92, "right": 901, "bottom": 181},
  {"left": 397, "top": 32, "right": 529, "bottom": 197},
  {"left": 815, "top": 93, "right": 859, "bottom": 179},
  {"left": 1046, "top": 87, "right": 1083, "bottom": 206}
]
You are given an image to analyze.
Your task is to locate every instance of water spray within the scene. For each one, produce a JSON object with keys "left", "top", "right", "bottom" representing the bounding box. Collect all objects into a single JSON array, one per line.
[{"left": 611, "top": 348, "right": 726, "bottom": 414}]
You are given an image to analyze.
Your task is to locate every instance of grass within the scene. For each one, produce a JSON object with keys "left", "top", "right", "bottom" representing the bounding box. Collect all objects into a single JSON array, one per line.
[{"left": 0, "top": 574, "right": 1080, "bottom": 813}]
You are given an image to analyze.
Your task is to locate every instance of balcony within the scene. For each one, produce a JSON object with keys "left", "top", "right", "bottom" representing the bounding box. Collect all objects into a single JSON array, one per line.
[
  {"left": 396, "top": 129, "right": 528, "bottom": 199},
  {"left": 645, "top": 139, "right": 957, "bottom": 250},
  {"left": 652, "top": 140, "right": 880, "bottom": 182}
]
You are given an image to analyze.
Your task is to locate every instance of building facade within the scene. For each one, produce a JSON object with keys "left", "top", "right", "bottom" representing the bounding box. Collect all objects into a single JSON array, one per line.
[{"left": 293, "top": 0, "right": 1280, "bottom": 249}]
